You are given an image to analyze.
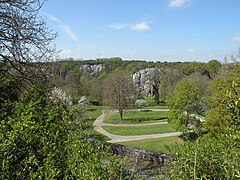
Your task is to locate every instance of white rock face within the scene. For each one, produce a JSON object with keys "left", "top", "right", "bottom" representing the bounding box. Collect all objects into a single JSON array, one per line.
[
  {"left": 80, "top": 64, "right": 104, "bottom": 74},
  {"left": 78, "top": 96, "right": 89, "bottom": 106},
  {"left": 132, "top": 67, "right": 160, "bottom": 97}
]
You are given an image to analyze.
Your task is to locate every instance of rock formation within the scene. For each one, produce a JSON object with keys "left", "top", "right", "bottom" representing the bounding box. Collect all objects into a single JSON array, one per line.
[
  {"left": 80, "top": 64, "right": 104, "bottom": 75},
  {"left": 132, "top": 67, "right": 160, "bottom": 97}
]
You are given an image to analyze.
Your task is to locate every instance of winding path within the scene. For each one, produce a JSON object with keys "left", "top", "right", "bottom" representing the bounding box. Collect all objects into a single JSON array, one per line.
[{"left": 93, "top": 109, "right": 182, "bottom": 143}]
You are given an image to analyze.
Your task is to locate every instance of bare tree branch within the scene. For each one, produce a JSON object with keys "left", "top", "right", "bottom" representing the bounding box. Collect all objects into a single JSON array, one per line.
[{"left": 0, "top": 0, "right": 57, "bottom": 82}]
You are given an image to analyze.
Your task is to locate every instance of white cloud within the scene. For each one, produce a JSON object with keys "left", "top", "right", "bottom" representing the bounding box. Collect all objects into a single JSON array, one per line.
[
  {"left": 168, "top": 0, "right": 190, "bottom": 8},
  {"left": 232, "top": 34, "right": 240, "bottom": 42},
  {"left": 60, "top": 25, "right": 80, "bottom": 47},
  {"left": 109, "top": 22, "right": 150, "bottom": 31},
  {"left": 45, "top": 13, "right": 62, "bottom": 24},
  {"left": 44, "top": 13, "right": 80, "bottom": 47},
  {"left": 131, "top": 22, "right": 150, "bottom": 31}
]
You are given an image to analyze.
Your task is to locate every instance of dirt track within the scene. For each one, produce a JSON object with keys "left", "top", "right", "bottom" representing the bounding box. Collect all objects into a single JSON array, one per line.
[{"left": 93, "top": 110, "right": 182, "bottom": 143}]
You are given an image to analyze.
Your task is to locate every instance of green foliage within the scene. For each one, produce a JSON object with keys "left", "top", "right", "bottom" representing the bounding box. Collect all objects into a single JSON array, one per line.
[
  {"left": 0, "top": 83, "right": 124, "bottom": 179},
  {"left": 144, "top": 97, "right": 156, "bottom": 106},
  {"left": 1, "top": 83, "right": 73, "bottom": 178},
  {"left": 205, "top": 65, "right": 240, "bottom": 133},
  {"left": 163, "top": 134, "right": 240, "bottom": 179},
  {"left": 206, "top": 59, "right": 222, "bottom": 79},
  {"left": 0, "top": 75, "right": 21, "bottom": 120},
  {"left": 167, "top": 79, "right": 203, "bottom": 131},
  {"left": 64, "top": 135, "right": 125, "bottom": 179},
  {"left": 165, "top": 64, "right": 240, "bottom": 179}
]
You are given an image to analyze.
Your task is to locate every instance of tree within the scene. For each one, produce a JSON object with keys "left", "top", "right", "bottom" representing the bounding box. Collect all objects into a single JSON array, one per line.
[
  {"left": 0, "top": 1, "right": 127, "bottom": 179},
  {"left": 163, "top": 134, "right": 240, "bottom": 179},
  {"left": 167, "top": 79, "right": 203, "bottom": 131},
  {"left": 159, "top": 67, "right": 184, "bottom": 103},
  {"left": 0, "top": 0, "right": 56, "bottom": 82},
  {"left": 103, "top": 70, "right": 135, "bottom": 121},
  {"left": 206, "top": 59, "right": 222, "bottom": 79},
  {"left": 0, "top": 0, "right": 58, "bottom": 121},
  {"left": 204, "top": 65, "right": 240, "bottom": 133},
  {"left": 0, "top": 83, "right": 125, "bottom": 179},
  {"left": 163, "top": 67, "right": 240, "bottom": 180},
  {"left": 88, "top": 77, "right": 103, "bottom": 105},
  {"left": 150, "top": 68, "right": 162, "bottom": 105}
]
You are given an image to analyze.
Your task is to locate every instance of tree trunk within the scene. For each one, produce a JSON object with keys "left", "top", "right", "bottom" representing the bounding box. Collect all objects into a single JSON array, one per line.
[
  {"left": 153, "top": 85, "right": 160, "bottom": 105},
  {"left": 119, "top": 109, "right": 123, "bottom": 121}
]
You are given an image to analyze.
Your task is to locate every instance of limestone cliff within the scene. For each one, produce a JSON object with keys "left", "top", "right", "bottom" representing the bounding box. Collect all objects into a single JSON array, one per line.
[
  {"left": 80, "top": 64, "right": 104, "bottom": 75},
  {"left": 132, "top": 67, "right": 160, "bottom": 97}
]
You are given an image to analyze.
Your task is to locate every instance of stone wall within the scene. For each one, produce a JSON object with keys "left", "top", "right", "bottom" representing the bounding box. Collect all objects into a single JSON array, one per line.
[{"left": 85, "top": 138, "right": 172, "bottom": 166}]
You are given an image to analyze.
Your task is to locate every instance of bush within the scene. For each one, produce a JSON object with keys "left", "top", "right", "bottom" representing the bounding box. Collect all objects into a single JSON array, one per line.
[
  {"left": 163, "top": 134, "right": 240, "bottom": 179},
  {"left": 0, "top": 83, "right": 125, "bottom": 179}
]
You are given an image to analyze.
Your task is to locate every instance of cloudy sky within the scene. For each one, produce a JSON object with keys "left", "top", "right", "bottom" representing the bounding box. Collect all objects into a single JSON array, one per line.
[{"left": 42, "top": 0, "right": 240, "bottom": 62}]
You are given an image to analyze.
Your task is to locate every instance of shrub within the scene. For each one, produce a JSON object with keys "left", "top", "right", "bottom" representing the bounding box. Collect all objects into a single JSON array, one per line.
[
  {"left": 163, "top": 134, "right": 240, "bottom": 179},
  {"left": 0, "top": 83, "right": 125, "bottom": 179}
]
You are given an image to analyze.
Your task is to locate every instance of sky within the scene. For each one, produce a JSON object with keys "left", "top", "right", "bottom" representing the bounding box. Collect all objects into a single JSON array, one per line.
[{"left": 41, "top": 0, "right": 240, "bottom": 62}]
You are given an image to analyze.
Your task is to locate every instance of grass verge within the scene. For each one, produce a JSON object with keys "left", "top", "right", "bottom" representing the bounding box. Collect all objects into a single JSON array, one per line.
[
  {"left": 143, "top": 106, "right": 169, "bottom": 109},
  {"left": 102, "top": 124, "right": 176, "bottom": 136},
  {"left": 104, "top": 110, "right": 168, "bottom": 124},
  {"left": 119, "top": 136, "right": 182, "bottom": 154},
  {"left": 83, "top": 105, "right": 110, "bottom": 141}
]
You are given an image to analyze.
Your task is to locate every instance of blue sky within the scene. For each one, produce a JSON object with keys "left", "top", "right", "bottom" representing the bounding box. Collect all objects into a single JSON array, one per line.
[{"left": 41, "top": 0, "right": 240, "bottom": 62}]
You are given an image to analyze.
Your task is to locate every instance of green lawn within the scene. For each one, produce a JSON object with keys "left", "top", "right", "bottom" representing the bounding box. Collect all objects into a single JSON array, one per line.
[
  {"left": 119, "top": 136, "right": 182, "bottom": 154},
  {"left": 102, "top": 124, "right": 176, "bottom": 136},
  {"left": 83, "top": 105, "right": 110, "bottom": 141},
  {"left": 104, "top": 110, "right": 168, "bottom": 124},
  {"left": 143, "top": 106, "right": 169, "bottom": 109},
  {"left": 86, "top": 105, "right": 103, "bottom": 121}
]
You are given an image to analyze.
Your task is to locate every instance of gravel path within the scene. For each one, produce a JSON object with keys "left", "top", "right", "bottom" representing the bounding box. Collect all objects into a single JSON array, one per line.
[{"left": 93, "top": 109, "right": 182, "bottom": 143}]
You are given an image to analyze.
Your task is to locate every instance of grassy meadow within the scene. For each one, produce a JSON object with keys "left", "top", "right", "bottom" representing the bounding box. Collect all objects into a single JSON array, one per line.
[
  {"left": 104, "top": 110, "right": 168, "bottom": 124},
  {"left": 84, "top": 105, "right": 110, "bottom": 141},
  {"left": 120, "top": 136, "right": 182, "bottom": 154},
  {"left": 102, "top": 124, "right": 176, "bottom": 136}
]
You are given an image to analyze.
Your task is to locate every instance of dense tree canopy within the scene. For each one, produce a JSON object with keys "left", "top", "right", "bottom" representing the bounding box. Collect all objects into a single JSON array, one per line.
[
  {"left": 205, "top": 65, "right": 240, "bottom": 133},
  {"left": 167, "top": 79, "right": 203, "bottom": 131}
]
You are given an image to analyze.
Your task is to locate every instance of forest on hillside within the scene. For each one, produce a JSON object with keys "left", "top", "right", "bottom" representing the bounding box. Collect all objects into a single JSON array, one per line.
[{"left": 50, "top": 58, "right": 223, "bottom": 105}]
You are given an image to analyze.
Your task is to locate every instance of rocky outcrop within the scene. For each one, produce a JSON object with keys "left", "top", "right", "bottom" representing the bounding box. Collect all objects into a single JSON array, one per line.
[
  {"left": 80, "top": 64, "right": 104, "bottom": 75},
  {"left": 84, "top": 138, "right": 172, "bottom": 177},
  {"left": 84, "top": 137, "right": 172, "bottom": 164},
  {"left": 132, "top": 68, "right": 160, "bottom": 97}
]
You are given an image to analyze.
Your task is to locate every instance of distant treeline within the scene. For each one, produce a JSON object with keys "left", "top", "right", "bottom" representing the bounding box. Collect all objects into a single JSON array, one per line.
[{"left": 40, "top": 57, "right": 225, "bottom": 105}]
